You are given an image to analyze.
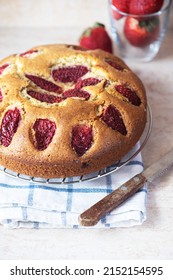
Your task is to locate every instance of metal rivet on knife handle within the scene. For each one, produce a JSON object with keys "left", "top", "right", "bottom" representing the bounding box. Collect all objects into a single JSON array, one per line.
[{"left": 79, "top": 173, "right": 146, "bottom": 227}]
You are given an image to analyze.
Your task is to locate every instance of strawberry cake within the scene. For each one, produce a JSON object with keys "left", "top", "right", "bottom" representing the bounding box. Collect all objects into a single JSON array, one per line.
[{"left": 0, "top": 44, "right": 147, "bottom": 178}]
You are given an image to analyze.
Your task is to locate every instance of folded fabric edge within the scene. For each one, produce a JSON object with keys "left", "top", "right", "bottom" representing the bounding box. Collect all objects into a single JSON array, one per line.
[{"left": 1, "top": 210, "right": 147, "bottom": 229}]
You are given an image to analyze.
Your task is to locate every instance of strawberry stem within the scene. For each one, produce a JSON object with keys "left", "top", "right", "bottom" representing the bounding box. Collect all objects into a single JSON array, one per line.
[
  {"left": 138, "top": 17, "right": 159, "bottom": 33},
  {"left": 93, "top": 22, "right": 105, "bottom": 28}
]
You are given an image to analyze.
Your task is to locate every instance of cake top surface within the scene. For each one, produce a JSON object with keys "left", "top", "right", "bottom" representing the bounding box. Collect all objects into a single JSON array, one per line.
[
  {"left": 0, "top": 44, "right": 147, "bottom": 175},
  {"left": 0, "top": 44, "right": 146, "bottom": 108}
]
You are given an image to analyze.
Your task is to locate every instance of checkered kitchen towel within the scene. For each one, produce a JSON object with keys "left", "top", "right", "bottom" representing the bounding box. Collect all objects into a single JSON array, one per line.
[{"left": 0, "top": 144, "right": 147, "bottom": 228}]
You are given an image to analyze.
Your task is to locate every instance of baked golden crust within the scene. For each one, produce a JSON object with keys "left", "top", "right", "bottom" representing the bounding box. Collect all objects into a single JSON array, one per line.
[{"left": 0, "top": 44, "right": 147, "bottom": 178}]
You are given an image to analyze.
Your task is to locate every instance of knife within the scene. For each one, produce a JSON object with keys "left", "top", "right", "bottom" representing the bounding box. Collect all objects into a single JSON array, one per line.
[{"left": 79, "top": 148, "right": 173, "bottom": 226}]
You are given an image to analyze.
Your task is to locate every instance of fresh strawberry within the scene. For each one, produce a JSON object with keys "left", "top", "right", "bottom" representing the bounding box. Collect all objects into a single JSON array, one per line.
[
  {"left": 0, "top": 89, "right": 3, "bottom": 102},
  {"left": 115, "top": 84, "right": 141, "bottom": 106},
  {"left": 75, "top": 78, "right": 101, "bottom": 89},
  {"left": 0, "top": 63, "right": 9, "bottom": 75},
  {"left": 112, "top": 0, "right": 130, "bottom": 20},
  {"left": 105, "top": 59, "right": 124, "bottom": 71},
  {"left": 124, "top": 16, "right": 160, "bottom": 47},
  {"left": 20, "top": 49, "right": 38, "bottom": 57},
  {"left": 101, "top": 105, "right": 127, "bottom": 135},
  {"left": 62, "top": 88, "right": 90, "bottom": 100},
  {"left": 71, "top": 125, "right": 93, "bottom": 156},
  {"left": 33, "top": 119, "right": 56, "bottom": 151},
  {"left": 27, "top": 90, "right": 65, "bottom": 104},
  {"left": 79, "top": 22, "right": 113, "bottom": 53},
  {"left": 25, "top": 74, "right": 62, "bottom": 93},
  {"left": 52, "top": 65, "right": 88, "bottom": 83},
  {"left": 129, "top": 0, "right": 164, "bottom": 15}
]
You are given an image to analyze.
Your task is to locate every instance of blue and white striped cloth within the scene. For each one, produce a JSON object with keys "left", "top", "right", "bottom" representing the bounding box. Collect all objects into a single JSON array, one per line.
[{"left": 0, "top": 144, "right": 147, "bottom": 228}]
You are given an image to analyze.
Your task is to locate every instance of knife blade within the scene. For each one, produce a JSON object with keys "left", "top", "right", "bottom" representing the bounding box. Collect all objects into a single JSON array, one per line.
[{"left": 79, "top": 148, "right": 173, "bottom": 226}]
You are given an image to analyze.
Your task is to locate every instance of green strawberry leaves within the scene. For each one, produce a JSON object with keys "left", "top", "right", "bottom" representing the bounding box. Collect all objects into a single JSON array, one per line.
[{"left": 138, "top": 17, "right": 159, "bottom": 33}]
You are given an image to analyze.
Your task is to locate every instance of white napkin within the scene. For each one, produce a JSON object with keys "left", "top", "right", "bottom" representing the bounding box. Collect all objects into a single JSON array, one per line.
[{"left": 0, "top": 144, "right": 147, "bottom": 228}]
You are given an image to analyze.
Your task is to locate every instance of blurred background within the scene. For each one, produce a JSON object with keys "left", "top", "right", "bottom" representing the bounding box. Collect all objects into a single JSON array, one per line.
[
  {"left": 0, "top": 0, "right": 109, "bottom": 27},
  {"left": 0, "top": 0, "right": 172, "bottom": 27},
  {"left": 0, "top": 0, "right": 110, "bottom": 58},
  {"left": 0, "top": 0, "right": 172, "bottom": 57}
]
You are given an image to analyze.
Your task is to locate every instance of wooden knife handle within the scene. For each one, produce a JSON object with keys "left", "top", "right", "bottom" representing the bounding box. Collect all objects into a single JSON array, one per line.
[{"left": 79, "top": 173, "right": 146, "bottom": 226}]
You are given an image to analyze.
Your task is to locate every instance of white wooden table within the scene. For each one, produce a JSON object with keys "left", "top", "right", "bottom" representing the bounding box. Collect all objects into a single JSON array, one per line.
[{"left": 0, "top": 0, "right": 173, "bottom": 260}]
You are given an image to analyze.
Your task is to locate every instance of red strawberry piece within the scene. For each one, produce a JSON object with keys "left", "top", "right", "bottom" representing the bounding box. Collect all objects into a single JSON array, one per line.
[
  {"left": 0, "top": 108, "right": 21, "bottom": 147},
  {"left": 26, "top": 74, "right": 62, "bottom": 94},
  {"left": 20, "top": 49, "right": 38, "bottom": 57},
  {"left": 0, "top": 63, "right": 9, "bottom": 75},
  {"left": 105, "top": 59, "right": 124, "bottom": 71},
  {"left": 124, "top": 16, "right": 160, "bottom": 47},
  {"left": 101, "top": 104, "right": 127, "bottom": 135},
  {"left": 33, "top": 118, "right": 56, "bottom": 150},
  {"left": 62, "top": 89, "right": 90, "bottom": 100},
  {"left": 112, "top": 0, "right": 130, "bottom": 20},
  {"left": 66, "top": 45, "right": 87, "bottom": 51},
  {"left": 116, "top": 84, "right": 141, "bottom": 106},
  {"left": 0, "top": 89, "right": 3, "bottom": 102},
  {"left": 75, "top": 78, "right": 100, "bottom": 89},
  {"left": 28, "top": 90, "right": 65, "bottom": 104},
  {"left": 129, "top": 0, "right": 164, "bottom": 15},
  {"left": 79, "top": 22, "right": 113, "bottom": 53},
  {"left": 52, "top": 65, "right": 88, "bottom": 83},
  {"left": 71, "top": 125, "right": 93, "bottom": 156}
]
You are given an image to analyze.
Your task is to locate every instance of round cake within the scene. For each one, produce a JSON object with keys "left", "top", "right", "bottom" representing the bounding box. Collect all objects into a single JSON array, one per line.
[{"left": 0, "top": 44, "right": 147, "bottom": 178}]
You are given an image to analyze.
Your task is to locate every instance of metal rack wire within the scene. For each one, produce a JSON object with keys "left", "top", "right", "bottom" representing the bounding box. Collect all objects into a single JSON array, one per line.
[{"left": 0, "top": 106, "right": 152, "bottom": 185}]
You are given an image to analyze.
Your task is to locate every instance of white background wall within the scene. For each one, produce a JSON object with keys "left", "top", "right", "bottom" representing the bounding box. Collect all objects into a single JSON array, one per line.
[{"left": 0, "top": 0, "right": 109, "bottom": 27}]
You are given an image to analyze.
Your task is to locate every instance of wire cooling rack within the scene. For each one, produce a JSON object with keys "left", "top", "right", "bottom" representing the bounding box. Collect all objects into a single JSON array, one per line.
[{"left": 0, "top": 106, "right": 152, "bottom": 185}]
